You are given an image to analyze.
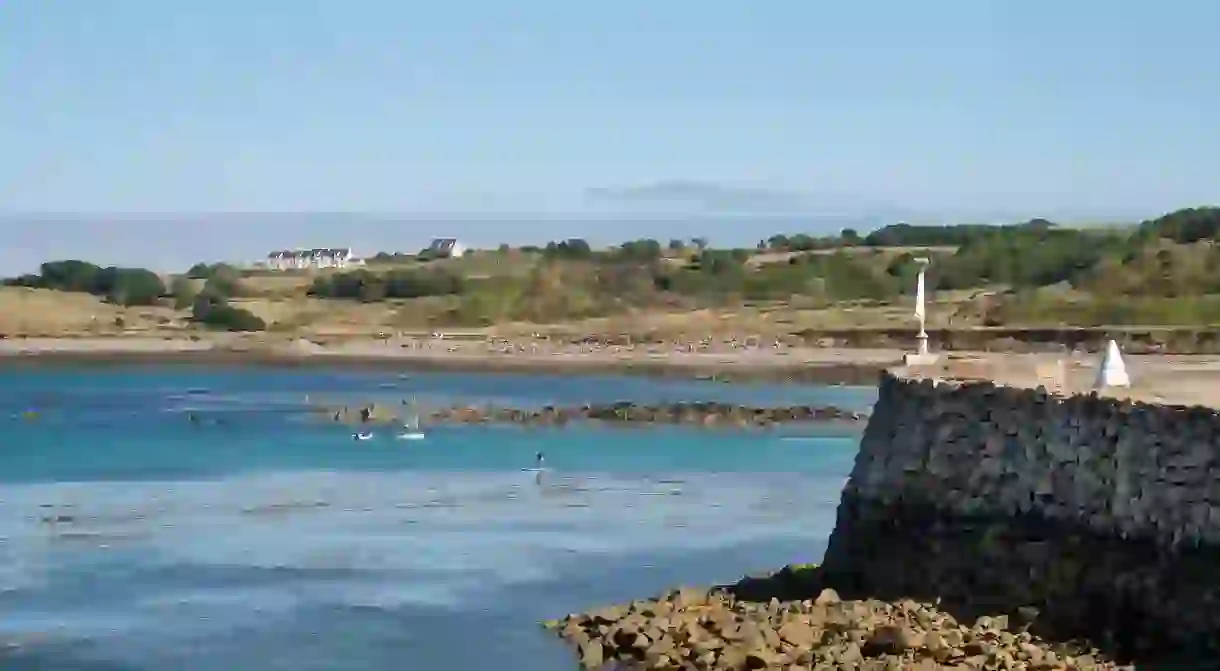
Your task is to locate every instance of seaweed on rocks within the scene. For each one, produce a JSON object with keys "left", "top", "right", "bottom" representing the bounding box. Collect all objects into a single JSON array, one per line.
[
  {"left": 322, "top": 402, "right": 867, "bottom": 428},
  {"left": 544, "top": 565, "right": 1123, "bottom": 670}
]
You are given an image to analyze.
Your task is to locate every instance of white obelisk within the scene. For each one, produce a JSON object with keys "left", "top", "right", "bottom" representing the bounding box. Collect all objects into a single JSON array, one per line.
[
  {"left": 913, "top": 258, "right": 930, "bottom": 356},
  {"left": 1094, "top": 339, "right": 1131, "bottom": 389}
]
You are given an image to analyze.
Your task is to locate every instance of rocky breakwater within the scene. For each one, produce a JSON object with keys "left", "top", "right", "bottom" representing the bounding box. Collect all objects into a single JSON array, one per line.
[
  {"left": 325, "top": 401, "right": 865, "bottom": 428},
  {"left": 821, "top": 371, "right": 1220, "bottom": 665},
  {"left": 545, "top": 569, "right": 1118, "bottom": 670}
]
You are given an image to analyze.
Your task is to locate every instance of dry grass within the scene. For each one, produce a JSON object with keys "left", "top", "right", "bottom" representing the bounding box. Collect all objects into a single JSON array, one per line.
[
  {"left": 232, "top": 296, "right": 398, "bottom": 334},
  {"left": 4, "top": 245, "right": 995, "bottom": 341},
  {"left": 487, "top": 294, "right": 984, "bottom": 342},
  {"left": 0, "top": 287, "right": 183, "bottom": 336},
  {"left": 0, "top": 282, "right": 994, "bottom": 340},
  {"left": 240, "top": 273, "right": 315, "bottom": 296}
]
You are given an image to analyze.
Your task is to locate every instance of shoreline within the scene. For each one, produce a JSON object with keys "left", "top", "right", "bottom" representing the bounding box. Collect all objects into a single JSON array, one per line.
[
  {"left": 0, "top": 337, "right": 898, "bottom": 384},
  {"left": 0, "top": 354, "right": 885, "bottom": 385},
  {"left": 7, "top": 337, "right": 1220, "bottom": 404}
]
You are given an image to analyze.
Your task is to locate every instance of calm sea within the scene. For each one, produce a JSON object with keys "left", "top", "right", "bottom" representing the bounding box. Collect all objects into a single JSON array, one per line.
[{"left": 0, "top": 366, "right": 872, "bottom": 671}]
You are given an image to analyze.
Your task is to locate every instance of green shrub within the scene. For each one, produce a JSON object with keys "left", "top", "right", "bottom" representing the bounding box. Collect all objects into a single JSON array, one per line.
[
  {"left": 308, "top": 268, "right": 465, "bottom": 301},
  {"left": 169, "top": 276, "right": 198, "bottom": 310},
  {"left": 191, "top": 294, "right": 266, "bottom": 331},
  {"left": 7, "top": 260, "right": 166, "bottom": 306}
]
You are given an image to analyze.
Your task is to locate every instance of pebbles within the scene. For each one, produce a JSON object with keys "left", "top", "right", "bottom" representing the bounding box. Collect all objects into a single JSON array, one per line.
[{"left": 545, "top": 575, "right": 1120, "bottom": 670}]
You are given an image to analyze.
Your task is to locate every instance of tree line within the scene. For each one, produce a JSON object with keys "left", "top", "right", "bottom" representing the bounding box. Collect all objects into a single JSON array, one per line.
[
  {"left": 5, "top": 260, "right": 166, "bottom": 307},
  {"left": 5, "top": 260, "right": 265, "bottom": 331},
  {"left": 9, "top": 205, "right": 1220, "bottom": 328},
  {"left": 344, "top": 206, "right": 1220, "bottom": 324}
]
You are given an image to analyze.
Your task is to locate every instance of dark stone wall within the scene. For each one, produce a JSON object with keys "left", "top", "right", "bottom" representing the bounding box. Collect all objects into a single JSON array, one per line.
[
  {"left": 822, "top": 496, "right": 1220, "bottom": 662},
  {"left": 819, "top": 372, "right": 1220, "bottom": 664}
]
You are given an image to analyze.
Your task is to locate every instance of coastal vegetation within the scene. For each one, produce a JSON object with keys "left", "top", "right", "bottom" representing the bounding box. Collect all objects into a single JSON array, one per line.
[
  {"left": 306, "top": 267, "right": 465, "bottom": 301},
  {"left": 190, "top": 291, "right": 266, "bottom": 332},
  {"left": 4, "top": 206, "right": 1220, "bottom": 337},
  {"left": 1, "top": 259, "right": 264, "bottom": 332},
  {"left": 4, "top": 260, "right": 166, "bottom": 307}
]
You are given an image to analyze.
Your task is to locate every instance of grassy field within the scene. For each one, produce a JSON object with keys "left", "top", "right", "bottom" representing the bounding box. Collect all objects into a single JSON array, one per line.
[
  {"left": 0, "top": 286, "right": 183, "bottom": 336},
  {"left": 9, "top": 208, "right": 1220, "bottom": 341},
  {"left": 0, "top": 245, "right": 1183, "bottom": 339},
  {"left": 0, "top": 279, "right": 986, "bottom": 339}
]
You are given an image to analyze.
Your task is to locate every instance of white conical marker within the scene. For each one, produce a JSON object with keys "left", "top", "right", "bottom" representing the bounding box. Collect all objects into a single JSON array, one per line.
[{"left": 1094, "top": 339, "right": 1130, "bottom": 389}]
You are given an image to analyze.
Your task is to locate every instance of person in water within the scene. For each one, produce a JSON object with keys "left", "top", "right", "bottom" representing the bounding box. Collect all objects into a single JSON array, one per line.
[{"left": 535, "top": 451, "right": 545, "bottom": 469}]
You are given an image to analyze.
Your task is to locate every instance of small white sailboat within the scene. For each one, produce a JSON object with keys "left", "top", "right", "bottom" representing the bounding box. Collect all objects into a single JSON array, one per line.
[{"left": 396, "top": 398, "right": 426, "bottom": 441}]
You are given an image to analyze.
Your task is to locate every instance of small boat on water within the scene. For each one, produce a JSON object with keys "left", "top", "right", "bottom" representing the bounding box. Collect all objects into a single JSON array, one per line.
[
  {"left": 353, "top": 431, "right": 375, "bottom": 441},
  {"left": 396, "top": 397, "right": 426, "bottom": 441}
]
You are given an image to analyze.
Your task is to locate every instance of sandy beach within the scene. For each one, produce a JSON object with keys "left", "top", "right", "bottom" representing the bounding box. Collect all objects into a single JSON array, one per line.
[
  {"left": 0, "top": 335, "right": 900, "bottom": 383},
  {"left": 4, "top": 334, "right": 1220, "bottom": 407}
]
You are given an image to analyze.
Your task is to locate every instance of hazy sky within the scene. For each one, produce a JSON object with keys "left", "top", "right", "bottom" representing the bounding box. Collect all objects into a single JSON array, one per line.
[{"left": 0, "top": 1, "right": 1216, "bottom": 268}]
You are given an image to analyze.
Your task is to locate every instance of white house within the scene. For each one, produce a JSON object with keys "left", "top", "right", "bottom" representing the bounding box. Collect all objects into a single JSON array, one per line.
[
  {"left": 266, "top": 248, "right": 354, "bottom": 271},
  {"left": 427, "top": 238, "right": 466, "bottom": 258},
  {"left": 315, "top": 247, "right": 353, "bottom": 269}
]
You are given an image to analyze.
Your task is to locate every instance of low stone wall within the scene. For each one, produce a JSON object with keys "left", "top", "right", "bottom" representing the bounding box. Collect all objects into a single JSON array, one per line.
[
  {"left": 792, "top": 326, "right": 1220, "bottom": 354},
  {"left": 821, "top": 371, "right": 1220, "bottom": 662}
]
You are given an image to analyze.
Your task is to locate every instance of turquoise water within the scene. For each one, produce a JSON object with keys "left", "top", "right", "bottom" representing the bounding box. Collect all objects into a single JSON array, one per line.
[{"left": 0, "top": 366, "right": 871, "bottom": 670}]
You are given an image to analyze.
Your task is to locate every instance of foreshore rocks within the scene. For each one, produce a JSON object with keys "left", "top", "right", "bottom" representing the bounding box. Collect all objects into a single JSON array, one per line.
[
  {"left": 321, "top": 401, "right": 866, "bottom": 428},
  {"left": 544, "top": 567, "right": 1120, "bottom": 670},
  {"left": 545, "top": 369, "right": 1220, "bottom": 669}
]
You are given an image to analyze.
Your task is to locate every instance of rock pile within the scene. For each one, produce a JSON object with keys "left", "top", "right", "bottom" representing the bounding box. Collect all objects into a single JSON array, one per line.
[
  {"left": 434, "top": 402, "right": 864, "bottom": 427},
  {"left": 545, "top": 578, "right": 1120, "bottom": 670},
  {"left": 324, "top": 402, "right": 866, "bottom": 428}
]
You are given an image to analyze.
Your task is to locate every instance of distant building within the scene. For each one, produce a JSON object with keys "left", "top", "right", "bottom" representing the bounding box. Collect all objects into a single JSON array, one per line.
[
  {"left": 265, "top": 248, "right": 354, "bottom": 271},
  {"left": 427, "top": 238, "right": 466, "bottom": 258}
]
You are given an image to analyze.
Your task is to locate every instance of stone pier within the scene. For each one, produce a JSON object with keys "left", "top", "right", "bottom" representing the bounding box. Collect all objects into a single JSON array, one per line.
[
  {"left": 821, "top": 371, "right": 1220, "bottom": 662},
  {"left": 547, "top": 366, "right": 1220, "bottom": 669}
]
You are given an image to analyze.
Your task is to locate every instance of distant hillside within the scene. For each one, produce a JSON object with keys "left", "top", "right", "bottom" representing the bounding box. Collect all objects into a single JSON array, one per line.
[{"left": 6, "top": 206, "right": 1220, "bottom": 335}]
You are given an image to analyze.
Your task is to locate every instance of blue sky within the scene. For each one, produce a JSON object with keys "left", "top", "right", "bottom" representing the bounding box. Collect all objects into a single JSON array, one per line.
[{"left": 0, "top": 2, "right": 1217, "bottom": 269}]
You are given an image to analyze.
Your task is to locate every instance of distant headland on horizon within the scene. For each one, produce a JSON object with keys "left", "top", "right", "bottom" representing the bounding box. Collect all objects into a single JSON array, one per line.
[{"left": 0, "top": 206, "right": 1154, "bottom": 275}]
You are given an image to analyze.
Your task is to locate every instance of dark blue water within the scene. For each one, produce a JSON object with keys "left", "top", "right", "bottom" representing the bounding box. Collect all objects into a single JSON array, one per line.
[{"left": 0, "top": 366, "right": 870, "bottom": 670}]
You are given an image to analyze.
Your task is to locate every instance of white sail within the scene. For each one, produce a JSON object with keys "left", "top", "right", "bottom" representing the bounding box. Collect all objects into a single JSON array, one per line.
[
  {"left": 397, "top": 396, "right": 425, "bottom": 439},
  {"left": 1094, "top": 339, "right": 1131, "bottom": 388}
]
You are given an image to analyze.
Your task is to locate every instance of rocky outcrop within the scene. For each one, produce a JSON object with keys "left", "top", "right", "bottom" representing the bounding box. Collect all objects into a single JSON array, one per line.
[
  {"left": 545, "top": 576, "right": 1118, "bottom": 670},
  {"left": 322, "top": 402, "right": 866, "bottom": 428}
]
